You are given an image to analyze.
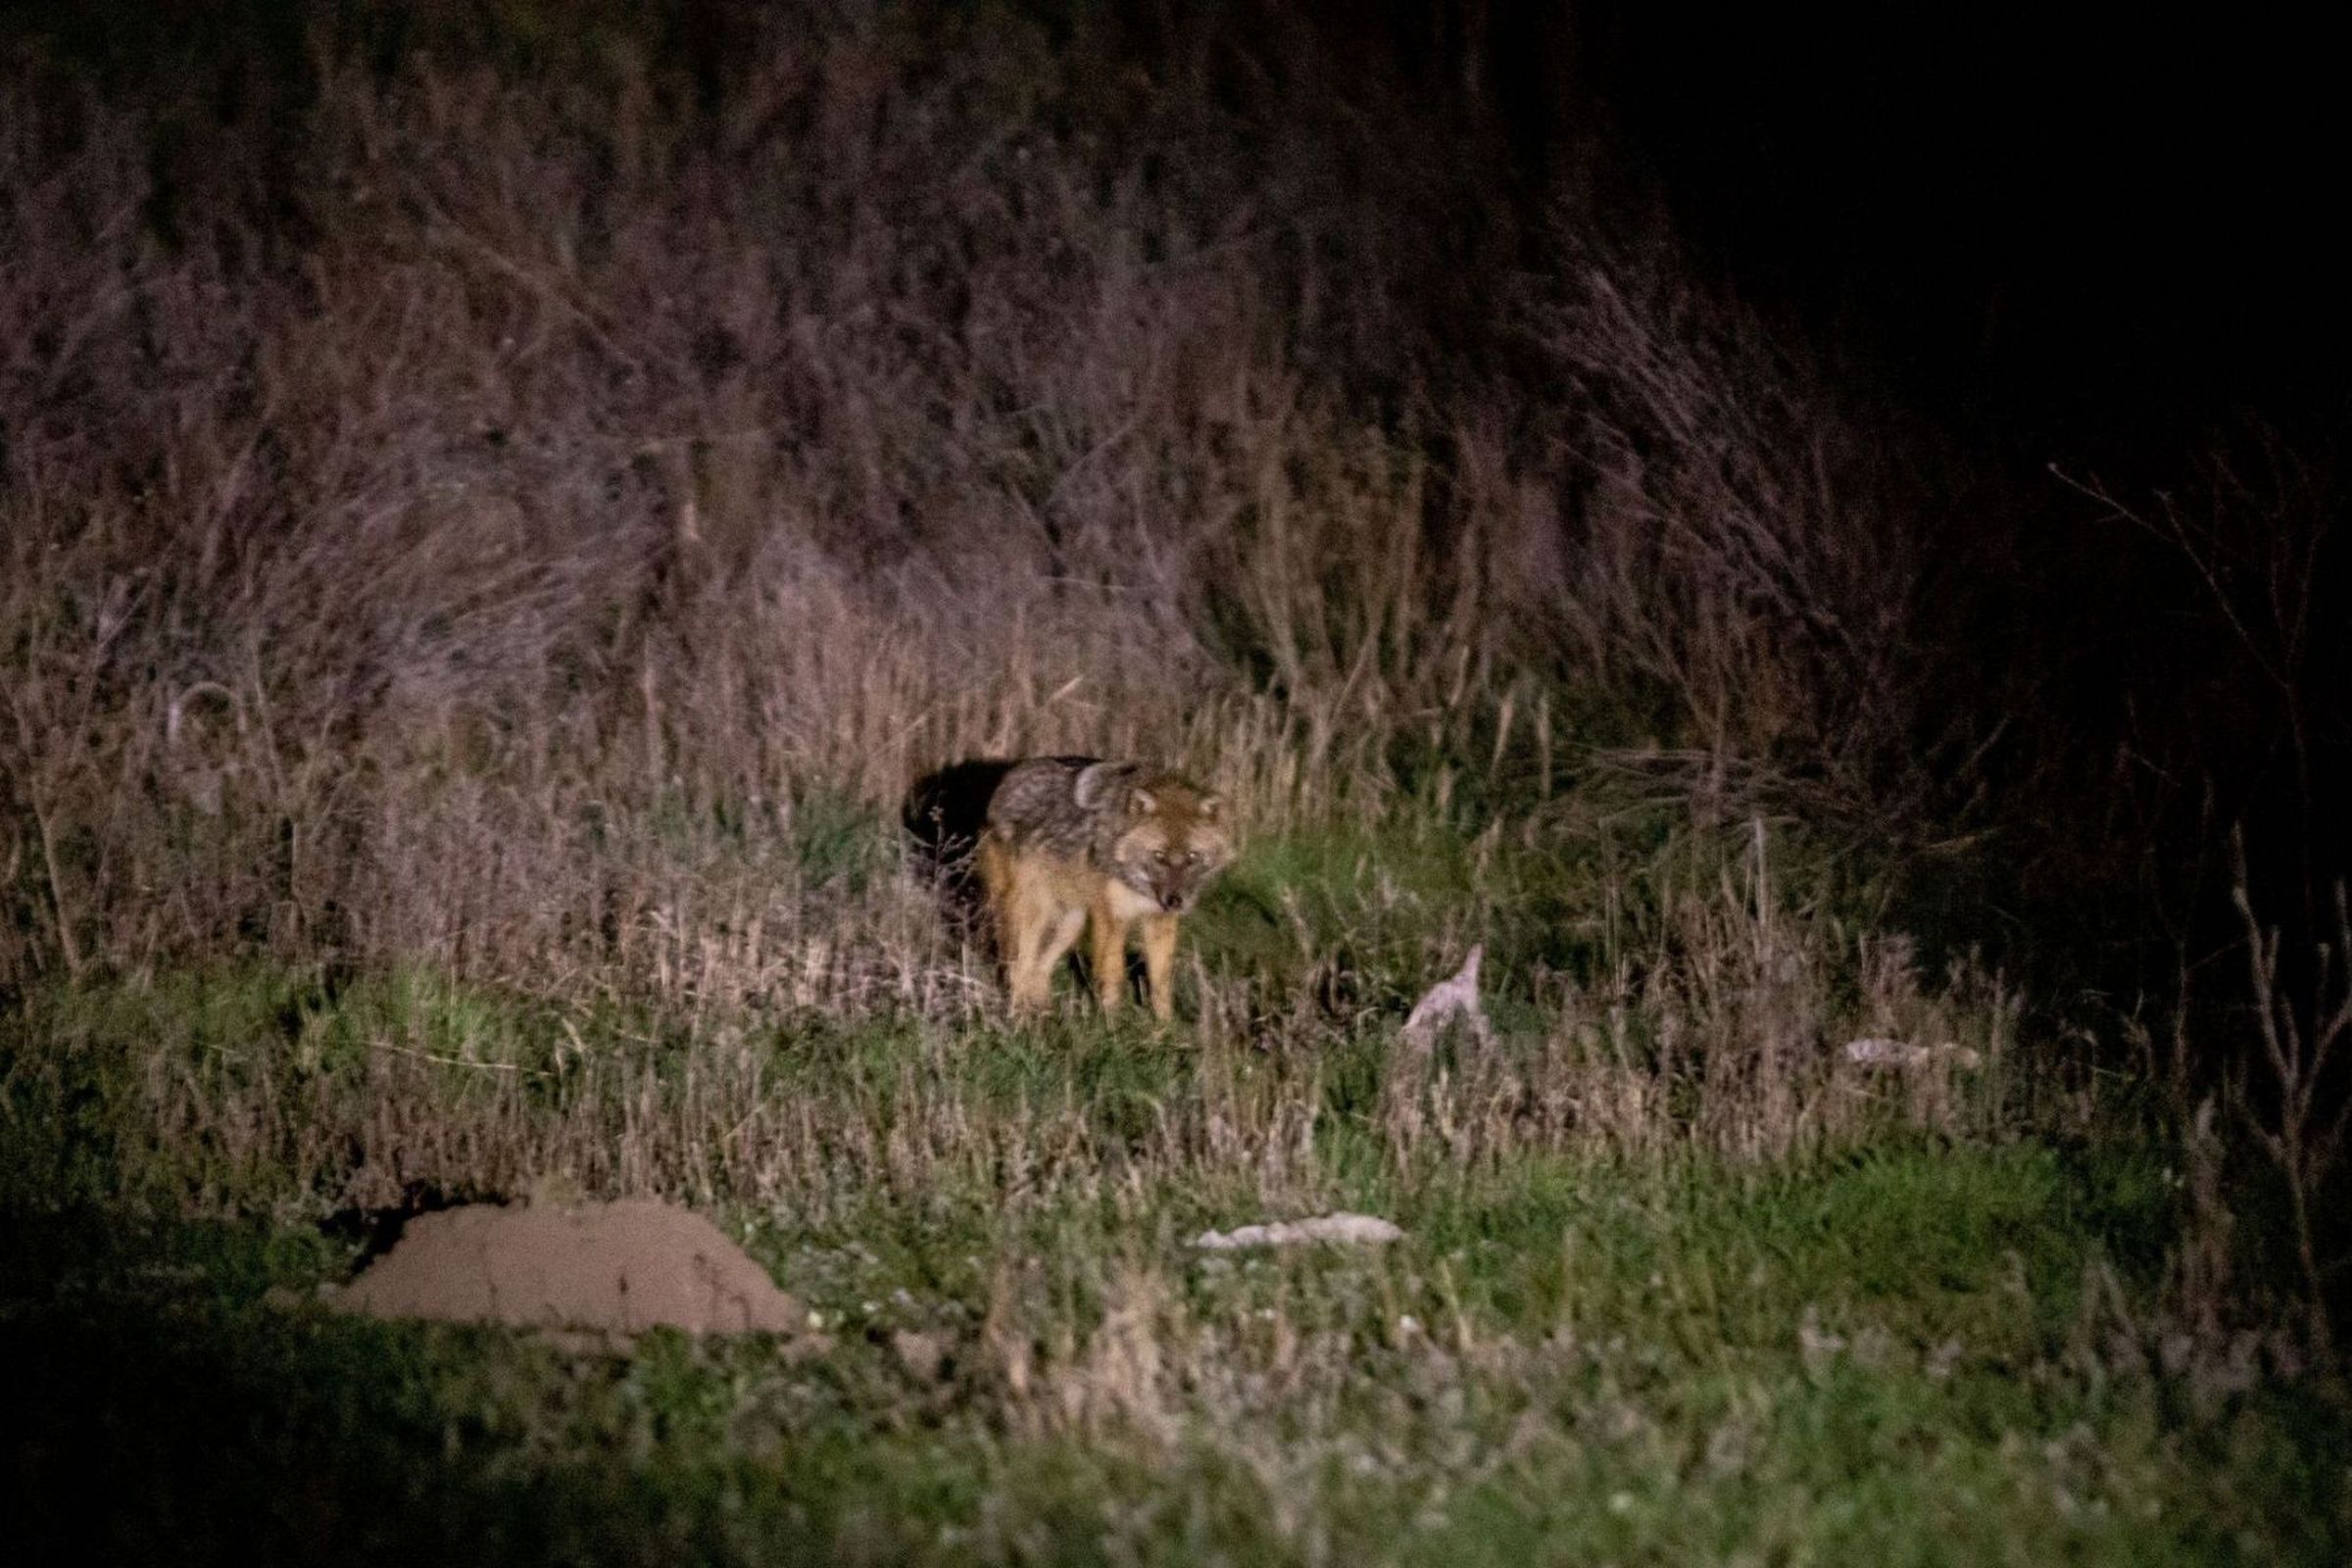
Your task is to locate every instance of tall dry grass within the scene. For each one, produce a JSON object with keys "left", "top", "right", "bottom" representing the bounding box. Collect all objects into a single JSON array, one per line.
[{"left": 0, "top": 8, "right": 1960, "bottom": 1007}]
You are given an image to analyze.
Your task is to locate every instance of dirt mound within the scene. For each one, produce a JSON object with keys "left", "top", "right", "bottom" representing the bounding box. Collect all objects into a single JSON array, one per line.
[{"left": 335, "top": 1199, "right": 804, "bottom": 1336}]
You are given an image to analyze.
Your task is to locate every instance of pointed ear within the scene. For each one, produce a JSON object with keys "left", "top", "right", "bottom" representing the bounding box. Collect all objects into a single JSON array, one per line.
[
  {"left": 1127, "top": 786, "right": 1158, "bottom": 819},
  {"left": 1197, "top": 791, "right": 1225, "bottom": 823}
]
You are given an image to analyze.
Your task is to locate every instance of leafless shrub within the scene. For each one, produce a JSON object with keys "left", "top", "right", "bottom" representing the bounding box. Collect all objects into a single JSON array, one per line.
[{"left": 1505, "top": 227, "right": 1984, "bottom": 841}]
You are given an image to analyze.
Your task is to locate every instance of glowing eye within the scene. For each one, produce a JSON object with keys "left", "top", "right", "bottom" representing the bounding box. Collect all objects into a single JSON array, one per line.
[
  {"left": 1185, "top": 850, "right": 1201, "bottom": 864},
  {"left": 1153, "top": 850, "right": 1171, "bottom": 865}
]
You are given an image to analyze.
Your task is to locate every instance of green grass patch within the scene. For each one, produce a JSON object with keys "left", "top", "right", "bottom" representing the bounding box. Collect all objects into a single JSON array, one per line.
[
  {"left": 3, "top": 1137, "right": 2341, "bottom": 1566},
  {"left": 2, "top": 941, "right": 2340, "bottom": 1564}
]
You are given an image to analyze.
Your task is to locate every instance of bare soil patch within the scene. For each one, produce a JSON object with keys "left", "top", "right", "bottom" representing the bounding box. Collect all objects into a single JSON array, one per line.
[{"left": 335, "top": 1199, "right": 804, "bottom": 1337}]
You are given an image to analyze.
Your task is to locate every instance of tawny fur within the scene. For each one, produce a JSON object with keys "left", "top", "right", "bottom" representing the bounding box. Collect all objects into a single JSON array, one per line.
[{"left": 974, "top": 758, "right": 1233, "bottom": 1019}]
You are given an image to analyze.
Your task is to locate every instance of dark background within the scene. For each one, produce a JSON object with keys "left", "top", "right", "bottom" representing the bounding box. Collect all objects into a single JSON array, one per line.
[{"left": 1455, "top": 1, "right": 2350, "bottom": 463}]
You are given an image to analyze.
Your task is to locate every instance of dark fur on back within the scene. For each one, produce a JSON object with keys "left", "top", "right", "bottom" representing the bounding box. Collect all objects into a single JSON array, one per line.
[
  {"left": 988, "top": 756, "right": 1232, "bottom": 914},
  {"left": 983, "top": 757, "right": 1135, "bottom": 862}
]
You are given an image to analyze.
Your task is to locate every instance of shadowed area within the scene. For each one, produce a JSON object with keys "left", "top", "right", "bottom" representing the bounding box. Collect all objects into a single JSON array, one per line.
[{"left": 903, "top": 758, "right": 1017, "bottom": 929}]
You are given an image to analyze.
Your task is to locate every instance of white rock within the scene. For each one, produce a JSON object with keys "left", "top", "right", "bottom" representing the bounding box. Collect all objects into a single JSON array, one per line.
[
  {"left": 1842, "top": 1037, "right": 1983, "bottom": 1069},
  {"left": 1193, "top": 1212, "right": 1405, "bottom": 1250}
]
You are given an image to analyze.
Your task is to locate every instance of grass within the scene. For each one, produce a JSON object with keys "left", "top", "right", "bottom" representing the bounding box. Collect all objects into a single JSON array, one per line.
[
  {"left": 2, "top": 830, "right": 2345, "bottom": 1565},
  {"left": 6, "top": 1135, "right": 2342, "bottom": 1565},
  {"left": 0, "top": 757, "right": 2334, "bottom": 1565}
]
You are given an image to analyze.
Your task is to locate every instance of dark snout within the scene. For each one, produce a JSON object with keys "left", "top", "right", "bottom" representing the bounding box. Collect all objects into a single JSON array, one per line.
[{"left": 1157, "top": 888, "right": 1189, "bottom": 913}]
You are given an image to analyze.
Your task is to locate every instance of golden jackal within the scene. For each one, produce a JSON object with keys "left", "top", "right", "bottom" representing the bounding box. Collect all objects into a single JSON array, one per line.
[{"left": 974, "top": 758, "right": 1233, "bottom": 1019}]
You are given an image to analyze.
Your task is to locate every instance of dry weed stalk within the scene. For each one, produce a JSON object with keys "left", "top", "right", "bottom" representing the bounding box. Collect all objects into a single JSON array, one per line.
[{"left": 2230, "top": 849, "right": 2352, "bottom": 1365}]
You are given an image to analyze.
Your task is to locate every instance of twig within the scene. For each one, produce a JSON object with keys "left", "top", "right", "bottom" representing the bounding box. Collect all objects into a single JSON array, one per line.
[{"left": 374, "top": 1042, "right": 549, "bottom": 1078}]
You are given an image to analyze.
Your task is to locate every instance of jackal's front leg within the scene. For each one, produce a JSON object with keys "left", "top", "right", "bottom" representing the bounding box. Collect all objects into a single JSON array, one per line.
[
  {"left": 1089, "top": 904, "right": 1130, "bottom": 1012},
  {"left": 1140, "top": 913, "right": 1181, "bottom": 1022}
]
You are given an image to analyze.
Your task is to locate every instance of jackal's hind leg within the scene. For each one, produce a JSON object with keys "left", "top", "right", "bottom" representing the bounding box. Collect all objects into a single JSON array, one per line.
[
  {"left": 980, "top": 837, "right": 1078, "bottom": 1013},
  {"left": 974, "top": 835, "right": 1021, "bottom": 998}
]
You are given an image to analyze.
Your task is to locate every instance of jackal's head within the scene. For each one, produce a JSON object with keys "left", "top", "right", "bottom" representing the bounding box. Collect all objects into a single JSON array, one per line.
[{"left": 1084, "top": 766, "right": 1234, "bottom": 914}]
